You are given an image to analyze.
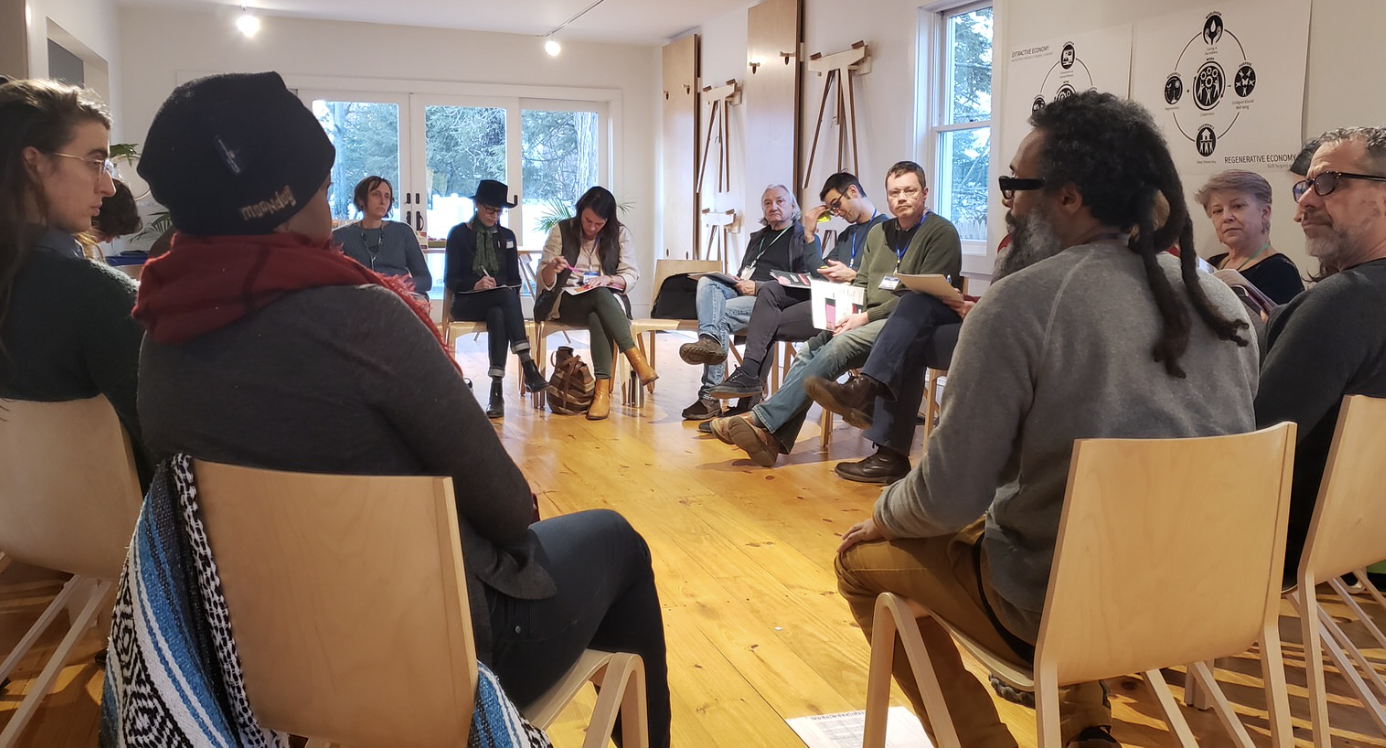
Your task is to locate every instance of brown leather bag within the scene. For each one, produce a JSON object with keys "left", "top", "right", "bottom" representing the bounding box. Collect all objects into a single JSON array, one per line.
[{"left": 546, "top": 346, "right": 595, "bottom": 415}]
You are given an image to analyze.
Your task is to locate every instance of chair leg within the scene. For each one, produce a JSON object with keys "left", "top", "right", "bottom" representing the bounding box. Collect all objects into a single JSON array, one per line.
[
  {"left": 1188, "top": 660, "right": 1254, "bottom": 747},
  {"left": 1259, "top": 618, "right": 1295, "bottom": 749},
  {"left": 1141, "top": 668, "right": 1198, "bottom": 747},
  {"left": 819, "top": 410, "right": 834, "bottom": 454},
  {"left": 0, "top": 577, "right": 112, "bottom": 747},
  {"left": 1315, "top": 599, "right": 1386, "bottom": 732},
  {"left": 1328, "top": 576, "right": 1386, "bottom": 698},
  {"left": 1035, "top": 665, "right": 1065, "bottom": 748},
  {"left": 1183, "top": 662, "right": 1210, "bottom": 710},
  {"left": 866, "top": 594, "right": 960, "bottom": 748},
  {"left": 581, "top": 653, "right": 648, "bottom": 748}
]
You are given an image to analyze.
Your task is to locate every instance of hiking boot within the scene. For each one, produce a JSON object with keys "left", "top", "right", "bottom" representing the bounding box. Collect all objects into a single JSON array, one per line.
[
  {"left": 683, "top": 397, "right": 722, "bottom": 421},
  {"left": 706, "top": 413, "right": 751, "bottom": 444},
  {"left": 805, "top": 373, "right": 881, "bottom": 430},
  {"left": 834, "top": 448, "right": 910, "bottom": 484},
  {"left": 679, "top": 334, "right": 727, "bottom": 365},
  {"left": 709, "top": 368, "right": 763, "bottom": 399},
  {"left": 1066, "top": 726, "right": 1120, "bottom": 748},
  {"left": 727, "top": 416, "right": 781, "bottom": 467}
]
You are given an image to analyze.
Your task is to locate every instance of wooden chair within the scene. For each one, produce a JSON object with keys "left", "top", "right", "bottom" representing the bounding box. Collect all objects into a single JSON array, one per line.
[
  {"left": 192, "top": 460, "right": 648, "bottom": 748},
  {"left": 439, "top": 288, "right": 537, "bottom": 397},
  {"left": 0, "top": 397, "right": 144, "bottom": 746},
  {"left": 628, "top": 258, "right": 721, "bottom": 389},
  {"left": 1284, "top": 395, "right": 1386, "bottom": 745},
  {"left": 863, "top": 424, "right": 1297, "bottom": 748}
]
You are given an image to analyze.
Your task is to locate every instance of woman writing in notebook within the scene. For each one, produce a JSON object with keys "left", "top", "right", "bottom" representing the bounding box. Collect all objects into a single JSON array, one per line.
[
  {"left": 445, "top": 179, "right": 547, "bottom": 419},
  {"left": 534, "top": 186, "right": 656, "bottom": 420}
]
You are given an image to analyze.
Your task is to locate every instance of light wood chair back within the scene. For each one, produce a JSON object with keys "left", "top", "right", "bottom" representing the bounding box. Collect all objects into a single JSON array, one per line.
[
  {"left": 1300, "top": 394, "right": 1386, "bottom": 581},
  {"left": 1289, "top": 395, "right": 1386, "bottom": 745},
  {"left": 193, "top": 460, "right": 476, "bottom": 747},
  {"left": 1038, "top": 424, "right": 1295, "bottom": 683},
  {"left": 864, "top": 424, "right": 1297, "bottom": 748},
  {"left": 192, "top": 460, "right": 650, "bottom": 748},
  {"left": 0, "top": 396, "right": 143, "bottom": 746},
  {"left": 648, "top": 258, "right": 719, "bottom": 311},
  {"left": 0, "top": 396, "right": 141, "bottom": 580}
]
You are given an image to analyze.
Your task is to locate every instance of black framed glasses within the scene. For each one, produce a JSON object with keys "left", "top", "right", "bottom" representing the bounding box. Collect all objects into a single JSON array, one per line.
[
  {"left": 825, "top": 192, "right": 845, "bottom": 213},
  {"left": 1293, "top": 171, "right": 1386, "bottom": 201},
  {"left": 998, "top": 176, "right": 1045, "bottom": 200}
]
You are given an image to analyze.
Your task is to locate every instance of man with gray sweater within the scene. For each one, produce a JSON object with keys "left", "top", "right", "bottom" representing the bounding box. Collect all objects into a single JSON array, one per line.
[{"left": 835, "top": 92, "right": 1258, "bottom": 747}]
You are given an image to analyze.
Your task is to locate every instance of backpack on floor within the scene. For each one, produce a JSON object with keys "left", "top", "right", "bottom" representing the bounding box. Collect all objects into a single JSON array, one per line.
[{"left": 546, "top": 346, "right": 595, "bottom": 415}]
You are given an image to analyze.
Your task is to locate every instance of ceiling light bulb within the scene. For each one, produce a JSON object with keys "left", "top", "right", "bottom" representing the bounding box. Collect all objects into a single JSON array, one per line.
[
  {"left": 545, "top": 38, "right": 561, "bottom": 57},
  {"left": 236, "top": 11, "right": 260, "bottom": 37}
]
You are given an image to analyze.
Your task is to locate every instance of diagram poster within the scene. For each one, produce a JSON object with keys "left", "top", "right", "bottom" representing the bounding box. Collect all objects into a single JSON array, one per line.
[
  {"left": 1131, "top": 0, "right": 1310, "bottom": 174},
  {"left": 1002, "top": 25, "right": 1132, "bottom": 170}
]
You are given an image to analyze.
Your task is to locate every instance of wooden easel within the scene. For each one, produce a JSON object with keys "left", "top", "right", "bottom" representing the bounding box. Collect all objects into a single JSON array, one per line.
[
  {"left": 802, "top": 41, "right": 871, "bottom": 192},
  {"left": 700, "top": 209, "right": 739, "bottom": 274},
  {"left": 697, "top": 80, "right": 742, "bottom": 197}
]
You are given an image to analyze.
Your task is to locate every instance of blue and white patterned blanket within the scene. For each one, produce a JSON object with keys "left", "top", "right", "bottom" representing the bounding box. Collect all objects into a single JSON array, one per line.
[{"left": 99, "top": 454, "right": 549, "bottom": 748}]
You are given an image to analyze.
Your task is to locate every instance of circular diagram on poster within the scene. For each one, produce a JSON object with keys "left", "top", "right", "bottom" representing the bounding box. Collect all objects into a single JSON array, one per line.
[{"left": 1159, "top": 12, "right": 1260, "bottom": 158}]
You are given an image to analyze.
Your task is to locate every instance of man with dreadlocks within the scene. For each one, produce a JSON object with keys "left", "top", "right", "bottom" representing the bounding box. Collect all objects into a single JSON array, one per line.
[
  {"left": 1256, "top": 126, "right": 1386, "bottom": 578},
  {"left": 834, "top": 91, "right": 1257, "bottom": 747}
]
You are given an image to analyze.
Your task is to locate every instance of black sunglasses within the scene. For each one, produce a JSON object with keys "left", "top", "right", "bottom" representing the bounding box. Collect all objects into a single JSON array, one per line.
[
  {"left": 1292, "top": 170, "right": 1386, "bottom": 201},
  {"left": 998, "top": 176, "right": 1045, "bottom": 200}
]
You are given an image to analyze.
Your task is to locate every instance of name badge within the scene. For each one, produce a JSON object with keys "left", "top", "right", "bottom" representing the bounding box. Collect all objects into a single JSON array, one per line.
[
  {"left": 879, "top": 275, "right": 901, "bottom": 291},
  {"left": 582, "top": 271, "right": 601, "bottom": 286},
  {"left": 505, "top": 240, "right": 515, "bottom": 249},
  {"left": 739, "top": 264, "right": 757, "bottom": 281}
]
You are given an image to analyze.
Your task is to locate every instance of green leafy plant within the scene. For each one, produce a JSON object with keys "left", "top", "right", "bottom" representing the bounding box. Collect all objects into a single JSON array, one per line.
[{"left": 534, "top": 196, "right": 633, "bottom": 233}]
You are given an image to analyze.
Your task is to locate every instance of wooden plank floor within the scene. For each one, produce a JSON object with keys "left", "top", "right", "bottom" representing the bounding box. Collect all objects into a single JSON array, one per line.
[{"left": 3, "top": 330, "right": 1385, "bottom": 747}]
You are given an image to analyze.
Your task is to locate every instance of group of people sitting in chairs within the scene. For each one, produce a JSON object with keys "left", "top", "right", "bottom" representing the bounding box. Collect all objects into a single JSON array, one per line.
[{"left": 3, "top": 65, "right": 1385, "bottom": 747}]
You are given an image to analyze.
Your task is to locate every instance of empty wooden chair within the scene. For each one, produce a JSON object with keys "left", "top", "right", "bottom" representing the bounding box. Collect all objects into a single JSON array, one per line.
[
  {"left": 193, "top": 460, "right": 647, "bottom": 747},
  {"left": 0, "top": 397, "right": 143, "bottom": 747},
  {"left": 1285, "top": 395, "right": 1386, "bottom": 746},
  {"left": 863, "top": 424, "right": 1296, "bottom": 748}
]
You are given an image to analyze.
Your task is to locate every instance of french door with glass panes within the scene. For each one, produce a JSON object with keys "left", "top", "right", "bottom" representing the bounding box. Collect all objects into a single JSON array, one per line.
[{"left": 302, "top": 90, "right": 607, "bottom": 247}]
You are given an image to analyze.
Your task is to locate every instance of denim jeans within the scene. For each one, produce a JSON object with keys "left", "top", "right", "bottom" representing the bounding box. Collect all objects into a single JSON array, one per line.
[
  {"left": 694, "top": 275, "right": 756, "bottom": 397},
  {"left": 752, "top": 318, "right": 887, "bottom": 451}
]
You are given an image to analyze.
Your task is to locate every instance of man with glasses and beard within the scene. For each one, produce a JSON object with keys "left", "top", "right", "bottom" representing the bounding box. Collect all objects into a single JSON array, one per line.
[
  {"left": 833, "top": 91, "right": 1258, "bottom": 748},
  {"left": 1255, "top": 126, "right": 1386, "bottom": 578},
  {"left": 803, "top": 193, "right": 1074, "bottom": 485}
]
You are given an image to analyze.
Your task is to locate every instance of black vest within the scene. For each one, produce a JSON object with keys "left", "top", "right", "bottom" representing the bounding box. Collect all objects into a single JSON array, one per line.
[{"left": 533, "top": 219, "right": 631, "bottom": 320}]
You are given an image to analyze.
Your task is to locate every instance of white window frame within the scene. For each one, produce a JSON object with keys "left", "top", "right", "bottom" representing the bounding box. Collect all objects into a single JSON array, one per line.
[{"left": 920, "top": 0, "right": 993, "bottom": 257}]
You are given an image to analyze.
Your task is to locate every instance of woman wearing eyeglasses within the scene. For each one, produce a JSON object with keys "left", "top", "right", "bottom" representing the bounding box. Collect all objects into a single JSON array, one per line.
[
  {"left": 1194, "top": 170, "right": 1305, "bottom": 305},
  {"left": 445, "top": 180, "right": 548, "bottom": 419},
  {"left": 0, "top": 78, "right": 151, "bottom": 488},
  {"left": 331, "top": 176, "right": 432, "bottom": 296}
]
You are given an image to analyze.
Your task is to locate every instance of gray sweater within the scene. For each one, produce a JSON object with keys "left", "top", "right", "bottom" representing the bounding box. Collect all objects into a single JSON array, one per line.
[
  {"left": 331, "top": 221, "right": 433, "bottom": 294},
  {"left": 138, "top": 284, "right": 551, "bottom": 660},
  {"left": 875, "top": 245, "right": 1258, "bottom": 634}
]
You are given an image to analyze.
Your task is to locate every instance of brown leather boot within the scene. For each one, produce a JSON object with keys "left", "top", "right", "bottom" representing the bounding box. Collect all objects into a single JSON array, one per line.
[
  {"left": 623, "top": 347, "right": 659, "bottom": 387},
  {"left": 586, "top": 378, "right": 612, "bottom": 420}
]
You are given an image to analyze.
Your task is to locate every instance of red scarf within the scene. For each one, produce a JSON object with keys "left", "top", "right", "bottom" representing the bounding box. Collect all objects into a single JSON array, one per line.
[{"left": 134, "top": 233, "right": 451, "bottom": 363}]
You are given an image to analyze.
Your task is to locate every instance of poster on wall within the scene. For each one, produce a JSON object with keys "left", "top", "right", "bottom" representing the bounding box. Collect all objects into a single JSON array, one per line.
[
  {"left": 1002, "top": 25, "right": 1133, "bottom": 169},
  {"left": 1131, "top": 0, "right": 1310, "bottom": 175}
]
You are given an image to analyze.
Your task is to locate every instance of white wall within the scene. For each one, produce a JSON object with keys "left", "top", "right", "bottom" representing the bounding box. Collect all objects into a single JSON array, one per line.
[
  {"left": 694, "top": 0, "right": 927, "bottom": 266},
  {"left": 117, "top": 5, "right": 662, "bottom": 310},
  {"left": 997, "top": 0, "right": 1386, "bottom": 277},
  {"left": 25, "top": 0, "right": 122, "bottom": 131}
]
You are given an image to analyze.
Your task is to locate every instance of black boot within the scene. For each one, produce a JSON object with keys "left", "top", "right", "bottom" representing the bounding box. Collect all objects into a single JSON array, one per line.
[
  {"left": 485, "top": 378, "right": 504, "bottom": 419},
  {"left": 521, "top": 359, "right": 547, "bottom": 394}
]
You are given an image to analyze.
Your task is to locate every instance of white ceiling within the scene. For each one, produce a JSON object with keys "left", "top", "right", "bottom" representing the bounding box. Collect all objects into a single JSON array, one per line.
[{"left": 114, "top": 0, "right": 753, "bottom": 45}]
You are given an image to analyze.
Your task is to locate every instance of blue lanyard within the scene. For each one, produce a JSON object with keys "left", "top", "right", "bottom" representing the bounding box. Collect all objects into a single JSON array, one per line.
[
  {"left": 848, "top": 212, "right": 878, "bottom": 268},
  {"left": 892, "top": 212, "right": 927, "bottom": 267}
]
